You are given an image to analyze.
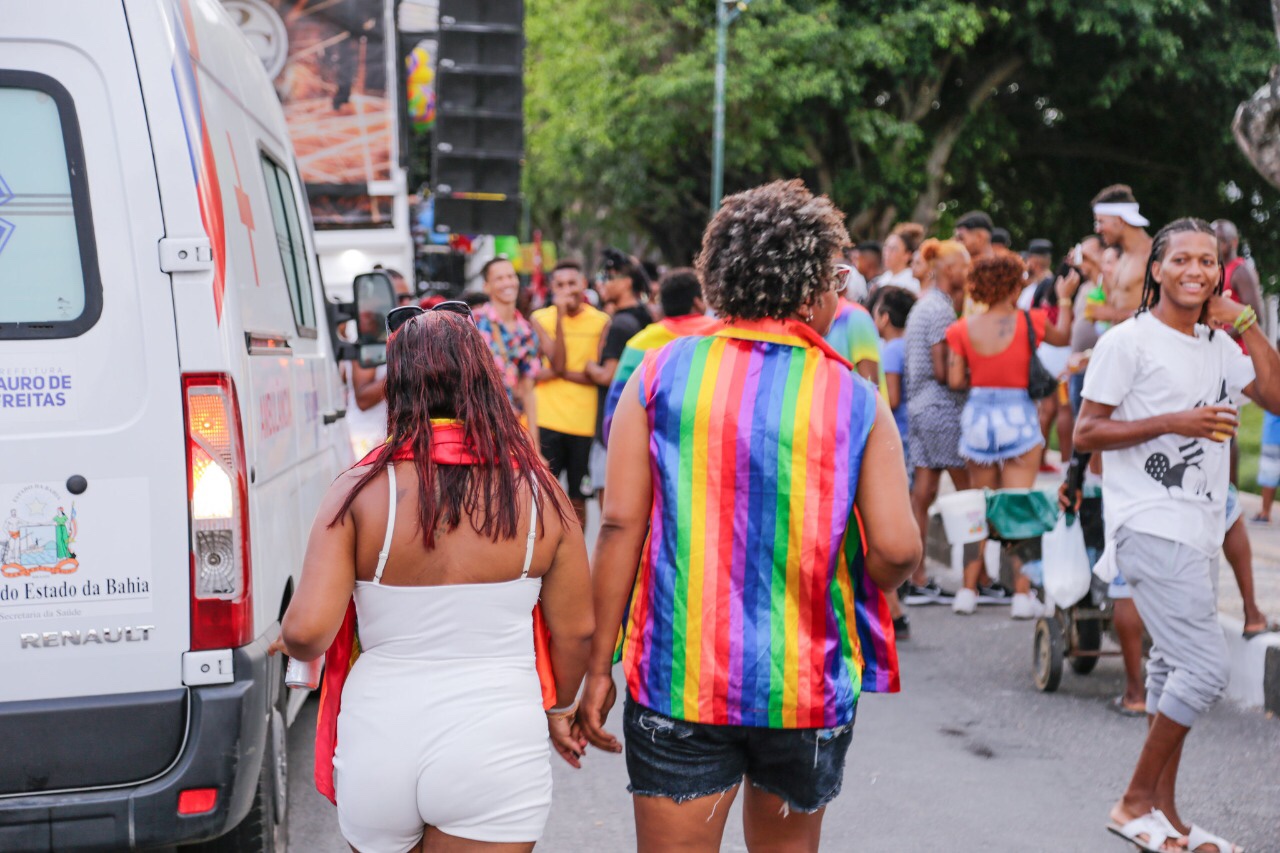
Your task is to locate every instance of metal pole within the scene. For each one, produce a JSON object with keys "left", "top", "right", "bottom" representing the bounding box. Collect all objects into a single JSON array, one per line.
[{"left": 711, "top": 0, "right": 728, "bottom": 215}]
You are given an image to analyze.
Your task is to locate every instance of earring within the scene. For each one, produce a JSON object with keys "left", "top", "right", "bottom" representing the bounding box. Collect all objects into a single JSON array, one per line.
[{"left": 807, "top": 311, "right": 814, "bottom": 322}]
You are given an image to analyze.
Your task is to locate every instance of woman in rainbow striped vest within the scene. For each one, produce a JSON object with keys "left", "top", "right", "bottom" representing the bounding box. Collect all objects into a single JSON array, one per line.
[{"left": 580, "top": 181, "right": 922, "bottom": 851}]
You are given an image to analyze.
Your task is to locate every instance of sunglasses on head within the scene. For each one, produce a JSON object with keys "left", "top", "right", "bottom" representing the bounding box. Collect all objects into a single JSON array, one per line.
[{"left": 386, "top": 301, "right": 473, "bottom": 336}]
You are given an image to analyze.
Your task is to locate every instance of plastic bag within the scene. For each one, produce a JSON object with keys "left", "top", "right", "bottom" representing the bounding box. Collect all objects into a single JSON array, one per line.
[{"left": 1041, "top": 513, "right": 1092, "bottom": 608}]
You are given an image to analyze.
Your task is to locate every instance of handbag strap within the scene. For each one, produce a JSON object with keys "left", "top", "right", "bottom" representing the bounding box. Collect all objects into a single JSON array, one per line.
[{"left": 1023, "top": 310, "right": 1038, "bottom": 350}]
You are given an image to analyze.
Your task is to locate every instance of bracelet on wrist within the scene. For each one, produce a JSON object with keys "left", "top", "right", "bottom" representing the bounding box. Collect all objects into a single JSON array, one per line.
[
  {"left": 1233, "top": 306, "right": 1258, "bottom": 334},
  {"left": 546, "top": 701, "right": 578, "bottom": 718}
]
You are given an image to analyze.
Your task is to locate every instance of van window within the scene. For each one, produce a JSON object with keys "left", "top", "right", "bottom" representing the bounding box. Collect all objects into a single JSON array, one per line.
[
  {"left": 260, "top": 156, "right": 316, "bottom": 333},
  {"left": 0, "top": 72, "right": 102, "bottom": 338}
]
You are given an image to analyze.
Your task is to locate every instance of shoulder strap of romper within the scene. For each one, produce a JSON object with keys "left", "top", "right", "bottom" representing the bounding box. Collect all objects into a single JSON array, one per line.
[{"left": 372, "top": 464, "right": 397, "bottom": 584}]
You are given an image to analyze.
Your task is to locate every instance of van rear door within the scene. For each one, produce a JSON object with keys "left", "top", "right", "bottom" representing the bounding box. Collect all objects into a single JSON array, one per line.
[{"left": 0, "top": 2, "right": 191, "bottom": 793}]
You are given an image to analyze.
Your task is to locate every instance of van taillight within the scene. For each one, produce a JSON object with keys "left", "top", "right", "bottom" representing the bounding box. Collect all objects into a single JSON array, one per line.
[{"left": 183, "top": 374, "right": 252, "bottom": 650}]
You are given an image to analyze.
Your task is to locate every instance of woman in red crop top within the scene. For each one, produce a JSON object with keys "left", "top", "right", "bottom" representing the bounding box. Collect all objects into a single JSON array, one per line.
[{"left": 943, "top": 255, "right": 1079, "bottom": 615}]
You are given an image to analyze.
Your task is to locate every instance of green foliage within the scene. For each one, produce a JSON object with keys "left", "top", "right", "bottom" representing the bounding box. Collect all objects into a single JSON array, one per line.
[
  {"left": 526, "top": 0, "right": 1280, "bottom": 275},
  {"left": 1239, "top": 401, "right": 1263, "bottom": 493}
]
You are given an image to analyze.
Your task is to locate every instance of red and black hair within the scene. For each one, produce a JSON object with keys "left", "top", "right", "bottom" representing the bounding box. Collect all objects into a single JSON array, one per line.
[{"left": 330, "top": 311, "right": 571, "bottom": 547}]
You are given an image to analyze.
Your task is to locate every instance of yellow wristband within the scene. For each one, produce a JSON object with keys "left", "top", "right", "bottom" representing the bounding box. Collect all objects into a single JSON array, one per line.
[{"left": 1233, "top": 306, "right": 1257, "bottom": 334}]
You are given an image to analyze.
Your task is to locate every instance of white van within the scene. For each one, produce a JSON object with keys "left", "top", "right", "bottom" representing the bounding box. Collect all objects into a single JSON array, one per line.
[{"left": 0, "top": 1, "right": 362, "bottom": 850}]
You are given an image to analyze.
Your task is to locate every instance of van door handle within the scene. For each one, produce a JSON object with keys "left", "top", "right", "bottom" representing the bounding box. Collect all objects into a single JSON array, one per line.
[{"left": 323, "top": 409, "right": 346, "bottom": 425}]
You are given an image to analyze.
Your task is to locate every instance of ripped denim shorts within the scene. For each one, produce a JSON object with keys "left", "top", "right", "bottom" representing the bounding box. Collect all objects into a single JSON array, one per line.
[
  {"left": 622, "top": 694, "right": 854, "bottom": 813},
  {"left": 959, "top": 387, "right": 1043, "bottom": 465}
]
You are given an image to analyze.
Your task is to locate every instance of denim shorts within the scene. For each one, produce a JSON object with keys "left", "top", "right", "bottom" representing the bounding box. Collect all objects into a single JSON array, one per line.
[
  {"left": 959, "top": 387, "right": 1043, "bottom": 465},
  {"left": 622, "top": 695, "right": 854, "bottom": 814},
  {"left": 1225, "top": 483, "right": 1242, "bottom": 529},
  {"left": 1068, "top": 371, "right": 1086, "bottom": 416}
]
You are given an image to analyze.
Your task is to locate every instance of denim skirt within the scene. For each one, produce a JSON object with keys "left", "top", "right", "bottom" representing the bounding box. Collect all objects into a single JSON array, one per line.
[{"left": 959, "top": 387, "right": 1043, "bottom": 464}]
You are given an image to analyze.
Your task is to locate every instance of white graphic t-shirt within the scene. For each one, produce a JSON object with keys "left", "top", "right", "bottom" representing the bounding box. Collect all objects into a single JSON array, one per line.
[{"left": 1082, "top": 312, "right": 1255, "bottom": 556}]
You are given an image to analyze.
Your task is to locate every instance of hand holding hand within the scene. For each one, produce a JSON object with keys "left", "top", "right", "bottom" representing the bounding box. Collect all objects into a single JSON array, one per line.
[
  {"left": 575, "top": 672, "right": 621, "bottom": 753},
  {"left": 548, "top": 713, "right": 587, "bottom": 769},
  {"left": 1166, "top": 406, "right": 1239, "bottom": 442}
]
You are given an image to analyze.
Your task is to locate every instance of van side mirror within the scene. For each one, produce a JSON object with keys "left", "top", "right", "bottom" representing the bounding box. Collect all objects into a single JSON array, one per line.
[{"left": 328, "top": 271, "right": 397, "bottom": 368}]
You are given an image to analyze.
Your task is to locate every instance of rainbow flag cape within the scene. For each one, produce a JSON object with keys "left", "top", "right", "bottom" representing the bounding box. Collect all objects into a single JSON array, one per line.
[
  {"left": 617, "top": 318, "right": 898, "bottom": 730},
  {"left": 602, "top": 314, "right": 722, "bottom": 445}
]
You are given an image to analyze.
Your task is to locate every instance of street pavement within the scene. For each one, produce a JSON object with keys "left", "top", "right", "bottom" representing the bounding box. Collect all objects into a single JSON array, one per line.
[{"left": 286, "top": 601, "right": 1280, "bottom": 851}]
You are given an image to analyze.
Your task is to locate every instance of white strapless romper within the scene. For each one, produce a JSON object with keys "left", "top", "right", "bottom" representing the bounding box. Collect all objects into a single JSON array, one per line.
[{"left": 333, "top": 466, "right": 551, "bottom": 851}]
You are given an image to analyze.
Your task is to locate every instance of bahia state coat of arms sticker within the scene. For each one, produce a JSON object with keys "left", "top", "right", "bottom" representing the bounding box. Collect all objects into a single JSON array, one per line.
[{"left": 3, "top": 484, "right": 79, "bottom": 578}]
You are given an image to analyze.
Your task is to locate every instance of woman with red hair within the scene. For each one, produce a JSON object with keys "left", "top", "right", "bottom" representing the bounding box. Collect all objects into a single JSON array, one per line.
[
  {"left": 273, "top": 305, "right": 593, "bottom": 851},
  {"left": 945, "top": 254, "right": 1080, "bottom": 615}
]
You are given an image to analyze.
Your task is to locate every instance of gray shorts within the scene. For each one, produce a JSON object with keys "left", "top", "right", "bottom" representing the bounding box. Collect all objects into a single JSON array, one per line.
[
  {"left": 1114, "top": 527, "right": 1230, "bottom": 727},
  {"left": 588, "top": 438, "right": 607, "bottom": 495}
]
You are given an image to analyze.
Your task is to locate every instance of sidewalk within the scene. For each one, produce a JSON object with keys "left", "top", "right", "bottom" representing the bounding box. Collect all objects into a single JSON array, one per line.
[{"left": 1220, "top": 488, "right": 1280, "bottom": 624}]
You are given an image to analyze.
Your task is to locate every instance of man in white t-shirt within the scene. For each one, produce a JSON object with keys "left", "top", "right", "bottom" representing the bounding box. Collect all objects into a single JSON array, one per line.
[{"left": 1076, "top": 218, "right": 1280, "bottom": 853}]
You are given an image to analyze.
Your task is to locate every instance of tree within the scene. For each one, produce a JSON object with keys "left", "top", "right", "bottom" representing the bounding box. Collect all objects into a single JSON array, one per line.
[{"left": 527, "top": 0, "right": 1280, "bottom": 278}]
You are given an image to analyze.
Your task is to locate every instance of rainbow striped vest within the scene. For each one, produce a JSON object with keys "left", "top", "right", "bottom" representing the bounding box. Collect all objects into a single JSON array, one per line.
[{"left": 621, "top": 318, "right": 899, "bottom": 729}]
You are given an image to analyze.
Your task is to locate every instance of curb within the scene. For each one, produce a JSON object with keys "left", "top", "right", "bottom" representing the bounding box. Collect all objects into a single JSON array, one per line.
[
  {"left": 1220, "top": 615, "right": 1280, "bottom": 713},
  {"left": 1266, "top": 646, "right": 1280, "bottom": 716}
]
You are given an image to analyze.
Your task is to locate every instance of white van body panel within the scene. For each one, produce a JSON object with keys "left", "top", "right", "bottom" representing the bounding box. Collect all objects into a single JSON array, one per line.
[
  {"left": 127, "top": 0, "right": 353, "bottom": 640},
  {"left": 1, "top": 0, "right": 352, "bottom": 808},
  {"left": 1, "top": 1, "right": 190, "bottom": 703}
]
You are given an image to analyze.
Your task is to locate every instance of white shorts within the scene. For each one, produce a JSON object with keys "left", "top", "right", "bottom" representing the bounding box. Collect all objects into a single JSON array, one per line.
[
  {"left": 1259, "top": 445, "right": 1280, "bottom": 489},
  {"left": 335, "top": 657, "right": 552, "bottom": 851}
]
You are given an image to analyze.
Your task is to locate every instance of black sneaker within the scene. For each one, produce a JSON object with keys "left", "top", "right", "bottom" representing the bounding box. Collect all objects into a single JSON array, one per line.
[
  {"left": 921, "top": 580, "right": 954, "bottom": 601},
  {"left": 893, "top": 614, "right": 911, "bottom": 640},
  {"left": 977, "top": 581, "right": 1014, "bottom": 604},
  {"left": 903, "top": 580, "right": 952, "bottom": 605}
]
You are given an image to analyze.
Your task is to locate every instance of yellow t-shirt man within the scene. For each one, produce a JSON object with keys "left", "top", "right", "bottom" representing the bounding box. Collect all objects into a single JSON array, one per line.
[{"left": 531, "top": 305, "right": 610, "bottom": 437}]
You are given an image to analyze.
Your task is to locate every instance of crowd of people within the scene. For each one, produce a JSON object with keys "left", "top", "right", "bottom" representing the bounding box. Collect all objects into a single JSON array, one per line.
[{"left": 273, "top": 177, "right": 1280, "bottom": 853}]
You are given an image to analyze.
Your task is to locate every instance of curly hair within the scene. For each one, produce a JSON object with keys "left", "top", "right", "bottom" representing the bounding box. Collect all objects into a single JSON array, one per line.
[
  {"left": 967, "top": 254, "right": 1027, "bottom": 306},
  {"left": 697, "top": 180, "right": 848, "bottom": 321}
]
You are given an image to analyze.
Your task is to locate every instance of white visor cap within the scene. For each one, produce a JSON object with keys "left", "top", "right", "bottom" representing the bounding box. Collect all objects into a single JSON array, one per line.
[{"left": 1093, "top": 202, "right": 1149, "bottom": 228}]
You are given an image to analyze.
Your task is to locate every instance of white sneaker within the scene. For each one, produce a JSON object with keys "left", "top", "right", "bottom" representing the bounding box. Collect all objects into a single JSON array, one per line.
[
  {"left": 952, "top": 587, "right": 978, "bottom": 615},
  {"left": 1010, "top": 593, "right": 1042, "bottom": 620}
]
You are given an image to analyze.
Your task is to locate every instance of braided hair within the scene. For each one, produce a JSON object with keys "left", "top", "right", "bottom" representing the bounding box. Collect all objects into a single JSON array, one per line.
[{"left": 1136, "top": 218, "right": 1223, "bottom": 334}]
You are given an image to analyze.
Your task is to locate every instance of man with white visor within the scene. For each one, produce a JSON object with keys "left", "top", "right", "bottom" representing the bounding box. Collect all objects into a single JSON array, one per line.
[{"left": 1091, "top": 185, "right": 1153, "bottom": 327}]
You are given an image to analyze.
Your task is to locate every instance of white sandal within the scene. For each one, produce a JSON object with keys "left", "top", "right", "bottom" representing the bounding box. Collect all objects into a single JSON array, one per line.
[
  {"left": 1106, "top": 809, "right": 1181, "bottom": 852},
  {"left": 1186, "top": 824, "right": 1244, "bottom": 853}
]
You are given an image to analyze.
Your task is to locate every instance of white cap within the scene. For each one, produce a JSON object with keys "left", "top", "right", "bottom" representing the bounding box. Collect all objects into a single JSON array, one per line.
[{"left": 1092, "top": 202, "right": 1149, "bottom": 228}]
